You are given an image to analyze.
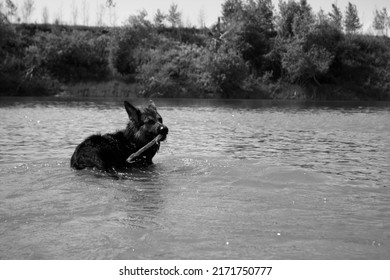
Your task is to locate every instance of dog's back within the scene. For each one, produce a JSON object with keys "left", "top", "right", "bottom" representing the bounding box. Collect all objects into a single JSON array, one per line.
[{"left": 70, "top": 133, "right": 129, "bottom": 170}]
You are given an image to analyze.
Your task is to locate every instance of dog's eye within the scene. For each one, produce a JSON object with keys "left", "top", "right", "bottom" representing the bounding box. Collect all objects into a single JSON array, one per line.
[{"left": 145, "top": 119, "right": 155, "bottom": 125}]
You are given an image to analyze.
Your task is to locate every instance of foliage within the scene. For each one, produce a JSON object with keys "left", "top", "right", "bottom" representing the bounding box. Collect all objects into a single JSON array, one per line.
[
  {"left": 221, "top": 0, "right": 243, "bottom": 23},
  {"left": 32, "top": 30, "right": 110, "bottom": 82},
  {"left": 137, "top": 40, "right": 249, "bottom": 97},
  {"left": 277, "top": 0, "right": 314, "bottom": 38},
  {"left": 154, "top": 9, "right": 166, "bottom": 27},
  {"left": 219, "top": 0, "right": 276, "bottom": 74},
  {"left": 328, "top": 3, "right": 343, "bottom": 32},
  {"left": 21, "top": 0, "right": 34, "bottom": 23},
  {"left": 207, "top": 44, "right": 249, "bottom": 95},
  {"left": 1, "top": 0, "right": 390, "bottom": 100},
  {"left": 4, "top": 0, "right": 17, "bottom": 22},
  {"left": 0, "top": 11, "right": 14, "bottom": 50},
  {"left": 344, "top": 2, "right": 362, "bottom": 33},
  {"left": 109, "top": 12, "right": 155, "bottom": 77},
  {"left": 331, "top": 34, "right": 390, "bottom": 95},
  {"left": 372, "top": 8, "right": 389, "bottom": 36},
  {"left": 0, "top": 12, "right": 24, "bottom": 94},
  {"left": 167, "top": 3, "right": 182, "bottom": 27},
  {"left": 281, "top": 38, "right": 334, "bottom": 85},
  {"left": 137, "top": 40, "right": 196, "bottom": 97}
]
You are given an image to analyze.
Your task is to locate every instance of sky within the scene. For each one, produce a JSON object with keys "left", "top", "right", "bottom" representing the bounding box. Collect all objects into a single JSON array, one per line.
[{"left": 4, "top": 0, "right": 390, "bottom": 31}]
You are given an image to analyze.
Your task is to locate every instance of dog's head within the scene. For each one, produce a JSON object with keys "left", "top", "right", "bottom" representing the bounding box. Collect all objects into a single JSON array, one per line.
[{"left": 124, "top": 100, "right": 168, "bottom": 146}]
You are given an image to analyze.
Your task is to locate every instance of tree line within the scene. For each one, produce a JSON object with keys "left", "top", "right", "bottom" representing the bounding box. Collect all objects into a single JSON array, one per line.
[
  {"left": 0, "top": 0, "right": 197, "bottom": 27},
  {"left": 1, "top": 0, "right": 390, "bottom": 99}
]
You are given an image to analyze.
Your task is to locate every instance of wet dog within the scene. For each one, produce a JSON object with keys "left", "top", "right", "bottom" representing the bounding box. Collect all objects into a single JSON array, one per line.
[{"left": 70, "top": 101, "right": 168, "bottom": 172}]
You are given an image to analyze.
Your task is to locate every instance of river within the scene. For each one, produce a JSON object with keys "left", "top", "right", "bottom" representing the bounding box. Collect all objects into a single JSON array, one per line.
[{"left": 0, "top": 97, "right": 389, "bottom": 259}]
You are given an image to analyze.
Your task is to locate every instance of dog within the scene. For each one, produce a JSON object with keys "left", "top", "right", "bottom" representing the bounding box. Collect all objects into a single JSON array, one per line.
[{"left": 70, "top": 100, "right": 168, "bottom": 172}]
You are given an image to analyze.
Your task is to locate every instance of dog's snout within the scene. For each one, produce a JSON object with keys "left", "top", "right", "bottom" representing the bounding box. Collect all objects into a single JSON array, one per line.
[{"left": 158, "top": 125, "right": 168, "bottom": 135}]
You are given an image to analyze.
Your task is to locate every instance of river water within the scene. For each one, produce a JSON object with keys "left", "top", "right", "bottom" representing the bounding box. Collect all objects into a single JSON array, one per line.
[{"left": 0, "top": 97, "right": 389, "bottom": 259}]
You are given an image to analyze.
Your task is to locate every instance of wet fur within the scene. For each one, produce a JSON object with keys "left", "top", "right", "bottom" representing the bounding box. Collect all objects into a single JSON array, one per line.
[{"left": 70, "top": 101, "right": 168, "bottom": 172}]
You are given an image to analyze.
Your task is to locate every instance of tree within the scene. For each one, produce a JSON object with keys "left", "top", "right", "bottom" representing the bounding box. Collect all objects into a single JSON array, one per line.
[
  {"left": 106, "top": 0, "right": 117, "bottom": 26},
  {"left": 184, "top": 16, "right": 192, "bottom": 28},
  {"left": 5, "top": 0, "right": 17, "bottom": 23},
  {"left": 373, "top": 8, "right": 388, "bottom": 36},
  {"left": 386, "top": 9, "right": 390, "bottom": 36},
  {"left": 281, "top": 39, "right": 334, "bottom": 86},
  {"left": 153, "top": 9, "right": 166, "bottom": 27},
  {"left": 328, "top": 3, "right": 343, "bottom": 31},
  {"left": 106, "top": 0, "right": 115, "bottom": 7},
  {"left": 21, "top": 0, "right": 34, "bottom": 23},
  {"left": 110, "top": 10, "right": 154, "bottom": 76},
  {"left": 1, "top": 5, "right": 16, "bottom": 48},
  {"left": 53, "top": 3, "right": 63, "bottom": 24},
  {"left": 217, "top": 0, "right": 276, "bottom": 74},
  {"left": 96, "top": 1, "right": 106, "bottom": 26},
  {"left": 292, "top": 0, "right": 315, "bottom": 38},
  {"left": 110, "top": 8, "right": 118, "bottom": 26},
  {"left": 128, "top": 9, "right": 151, "bottom": 28},
  {"left": 71, "top": 0, "right": 78, "bottom": 25},
  {"left": 277, "top": 0, "right": 314, "bottom": 38},
  {"left": 35, "top": 31, "right": 111, "bottom": 82},
  {"left": 221, "top": 0, "right": 243, "bottom": 23},
  {"left": 198, "top": 8, "right": 206, "bottom": 28},
  {"left": 248, "top": 0, "right": 274, "bottom": 33},
  {"left": 1, "top": 7, "right": 23, "bottom": 94},
  {"left": 42, "top": 6, "right": 49, "bottom": 24},
  {"left": 241, "top": 0, "right": 276, "bottom": 58},
  {"left": 82, "top": 0, "right": 89, "bottom": 26},
  {"left": 316, "top": 8, "right": 328, "bottom": 25},
  {"left": 383, "top": 8, "right": 390, "bottom": 36},
  {"left": 344, "top": 2, "right": 362, "bottom": 33},
  {"left": 167, "top": 3, "right": 182, "bottom": 27}
]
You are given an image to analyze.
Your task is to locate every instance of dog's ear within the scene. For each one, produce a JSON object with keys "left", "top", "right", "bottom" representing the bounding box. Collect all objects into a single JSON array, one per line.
[
  {"left": 124, "top": 101, "right": 140, "bottom": 123},
  {"left": 148, "top": 100, "right": 157, "bottom": 111}
]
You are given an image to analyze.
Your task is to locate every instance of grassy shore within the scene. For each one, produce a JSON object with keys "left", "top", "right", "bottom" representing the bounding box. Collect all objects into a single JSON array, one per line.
[
  {"left": 57, "top": 81, "right": 140, "bottom": 98},
  {"left": 57, "top": 80, "right": 389, "bottom": 101}
]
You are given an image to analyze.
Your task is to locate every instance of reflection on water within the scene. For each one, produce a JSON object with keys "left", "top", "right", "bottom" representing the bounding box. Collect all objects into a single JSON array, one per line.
[{"left": 0, "top": 97, "right": 389, "bottom": 259}]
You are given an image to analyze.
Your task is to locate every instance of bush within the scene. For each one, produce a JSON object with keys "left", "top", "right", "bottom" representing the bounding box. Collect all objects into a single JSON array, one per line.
[
  {"left": 206, "top": 44, "right": 249, "bottom": 96},
  {"left": 331, "top": 34, "right": 390, "bottom": 96},
  {"left": 109, "top": 16, "right": 158, "bottom": 77},
  {"left": 281, "top": 38, "right": 334, "bottom": 85},
  {"left": 33, "top": 30, "right": 111, "bottom": 82},
  {"left": 137, "top": 41, "right": 205, "bottom": 97},
  {"left": 137, "top": 40, "right": 249, "bottom": 98},
  {"left": 0, "top": 15, "right": 24, "bottom": 94}
]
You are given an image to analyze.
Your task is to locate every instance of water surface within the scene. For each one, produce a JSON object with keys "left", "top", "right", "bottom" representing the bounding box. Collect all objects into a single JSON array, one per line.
[{"left": 0, "top": 97, "right": 389, "bottom": 259}]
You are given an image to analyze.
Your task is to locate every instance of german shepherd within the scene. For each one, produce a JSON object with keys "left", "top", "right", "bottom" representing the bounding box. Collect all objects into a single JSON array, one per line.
[{"left": 70, "top": 101, "right": 168, "bottom": 172}]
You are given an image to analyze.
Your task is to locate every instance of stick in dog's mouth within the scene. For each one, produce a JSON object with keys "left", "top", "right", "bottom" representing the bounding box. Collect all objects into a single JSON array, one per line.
[{"left": 127, "top": 134, "right": 163, "bottom": 163}]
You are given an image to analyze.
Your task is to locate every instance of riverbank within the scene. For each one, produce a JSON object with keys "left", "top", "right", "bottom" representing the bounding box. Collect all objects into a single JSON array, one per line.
[
  {"left": 53, "top": 80, "right": 389, "bottom": 101},
  {"left": 2, "top": 3, "right": 390, "bottom": 101},
  {"left": 57, "top": 81, "right": 140, "bottom": 98},
  {"left": 1, "top": 78, "right": 389, "bottom": 101}
]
